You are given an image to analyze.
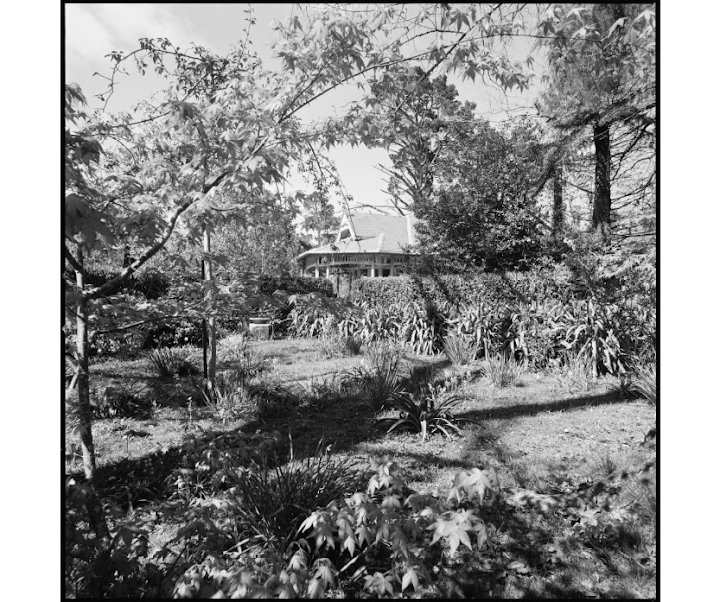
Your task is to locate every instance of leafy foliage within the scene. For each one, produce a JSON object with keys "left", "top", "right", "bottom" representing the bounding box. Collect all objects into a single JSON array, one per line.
[
  {"left": 66, "top": 477, "right": 155, "bottom": 598},
  {"left": 413, "top": 118, "right": 559, "bottom": 271},
  {"left": 353, "top": 269, "right": 576, "bottom": 308},
  {"left": 167, "top": 460, "right": 497, "bottom": 598},
  {"left": 369, "top": 67, "right": 476, "bottom": 213},
  {"left": 537, "top": 4, "right": 656, "bottom": 240}
]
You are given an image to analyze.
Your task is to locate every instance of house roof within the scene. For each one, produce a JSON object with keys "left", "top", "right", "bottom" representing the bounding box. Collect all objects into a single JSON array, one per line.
[{"left": 297, "top": 212, "right": 418, "bottom": 259}]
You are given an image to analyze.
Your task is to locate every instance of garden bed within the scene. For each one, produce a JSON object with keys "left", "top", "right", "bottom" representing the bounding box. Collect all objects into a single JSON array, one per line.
[{"left": 65, "top": 336, "right": 656, "bottom": 598}]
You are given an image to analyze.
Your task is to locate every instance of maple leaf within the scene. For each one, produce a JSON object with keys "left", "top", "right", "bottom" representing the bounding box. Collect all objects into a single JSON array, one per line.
[
  {"left": 401, "top": 566, "right": 420, "bottom": 592},
  {"left": 427, "top": 516, "right": 473, "bottom": 557},
  {"left": 287, "top": 550, "right": 307, "bottom": 572},
  {"left": 314, "top": 561, "right": 336, "bottom": 588},
  {"left": 355, "top": 524, "right": 372, "bottom": 548},
  {"left": 306, "top": 578, "right": 325, "bottom": 599}
]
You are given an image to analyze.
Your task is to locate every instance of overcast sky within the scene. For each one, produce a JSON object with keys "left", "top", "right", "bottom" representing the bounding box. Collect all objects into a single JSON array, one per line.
[{"left": 64, "top": 3, "right": 548, "bottom": 214}]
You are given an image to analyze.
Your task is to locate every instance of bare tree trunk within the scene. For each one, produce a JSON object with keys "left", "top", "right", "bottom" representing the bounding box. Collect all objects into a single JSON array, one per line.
[
  {"left": 552, "top": 165, "right": 564, "bottom": 239},
  {"left": 204, "top": 224, "right": 217, "bottom": 383},
  {"left": 72, "top": 247, "right": 112, "bottom": 592},
  {"left": 593, "top": 122, "right": 612, "bottom": 239}
]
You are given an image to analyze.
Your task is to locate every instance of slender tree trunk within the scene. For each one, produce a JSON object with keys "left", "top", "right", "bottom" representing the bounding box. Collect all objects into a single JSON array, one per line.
[
  {"left": 204, "top": 224, "right": 217, "bottom": 383},
  {"left": 72, "top": 247, "right": 112, "bottom": 592},
  {"left": 552, "top": 165, "right": 564, "bottom": 239},
  {"left": 593, "top": 122, "right": 612, "bottom": 239}
]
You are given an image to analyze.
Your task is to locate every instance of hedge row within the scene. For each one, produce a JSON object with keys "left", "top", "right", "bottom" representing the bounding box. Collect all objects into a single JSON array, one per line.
[
  {"left": 352, "top": 267, "right": 581, "bottom": 308},
  {"left": 257, "top": 276, "right": 334, "bottom": 297}
]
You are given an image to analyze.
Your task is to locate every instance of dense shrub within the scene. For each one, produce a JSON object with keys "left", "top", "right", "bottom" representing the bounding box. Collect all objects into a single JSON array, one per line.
[
  {"left": 258, "top": 275, "right": 335, "bottom": 297},
  {"left": 141, "top": 319, "right": 205, "bottom": 350},
  {"left": 66, "top": 267, "right": 171, "bottom": 299},
  {"left": 353, "top": 266, "right": 577, "bottom": 308}
]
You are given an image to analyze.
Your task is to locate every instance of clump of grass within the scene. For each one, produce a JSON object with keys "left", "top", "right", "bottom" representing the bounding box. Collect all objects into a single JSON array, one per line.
[
  {"left": 485, "top": 353, "right": 524, "bottom": 388},
  {"left": 593, "top": 453, "right": 619, "bottom": 479},
  {"left": 221, "top": 335, "right": 268, "bottom": 378},
  {"left": 632, "top": 364, "right": 656, "bottom": 405},
  {"left": 319, "top": 327, "right": 362, "bottom": 358},
  {"left": 234, "top": 448, "right": 365, "bottom": 553},
  {"left": 352, "top": 340, "right": 404, "bottom": 411},
  {"left": 201, "top": 369, "right": 257, "bottom": 422},
  {"left": 551, "top": 352, "right": 593, "bottom": 393},
  {"left": 92, "top": 380, "right": 153, "bottom": 419},
  {"left": 609, "top": 373, "right": 635, "bottom": 399},
  {"left": 148, "top": 347, "right": 197, "bottom": 378},
  {"left": 442, "top": 331, "right": 480, "bottom": 367},
  {"left": 302, "top": 371, "right": 359, "bottom": 407}
]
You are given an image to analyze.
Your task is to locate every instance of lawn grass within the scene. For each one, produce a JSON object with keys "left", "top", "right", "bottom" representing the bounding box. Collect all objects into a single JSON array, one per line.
[{"left": 66, "top": 335, "right": 656, "bottom": 599}]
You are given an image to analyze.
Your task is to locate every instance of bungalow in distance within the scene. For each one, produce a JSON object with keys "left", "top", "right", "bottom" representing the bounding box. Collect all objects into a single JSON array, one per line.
[{"left": 296, "top": 211, "right": 419, "bottom": 292}]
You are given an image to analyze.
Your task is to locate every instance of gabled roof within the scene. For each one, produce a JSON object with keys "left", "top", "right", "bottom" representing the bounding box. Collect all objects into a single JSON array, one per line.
[{"left": 297, "top": 212, "right": 418, "bottom": 259}]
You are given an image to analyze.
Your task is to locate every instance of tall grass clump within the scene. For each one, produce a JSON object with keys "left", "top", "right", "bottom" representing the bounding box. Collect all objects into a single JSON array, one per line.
[
  {"left": 319, "top": 324, "right": 362, "bottom": 358},
  {"left": 221, "top": 335, "right": 268, "bottom": 378},
  {"left": 442, "top": 331, "right": 481, "bottom": 367},
  {"left": 201, "top": 369, "right": 258, "bottom": 422},
  {"left": 485, "top": 352, "right": 524, "bottom": 388},
  {"left": 551, "top": 352, "right": 594, "bottom": 393},
  {"left": 147, "top": 346, "right": 197, "bottom": 378},
  {"left": 233, "top": 450, "right": 364, "bottom": 553},
  {"left": 351, "top": 340, "right": 404, "bottom": 412},
  {"left": 632, "top": 364, "right": 656, "bottom": 405}
]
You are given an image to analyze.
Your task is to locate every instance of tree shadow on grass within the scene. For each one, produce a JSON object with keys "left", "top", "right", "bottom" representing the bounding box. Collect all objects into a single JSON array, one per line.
[
  {"left": 456, "top": 391, "right": 626, "bottom": 423},
  {"left": 431, "top": 394, "right": 656, "bottom": 599}
]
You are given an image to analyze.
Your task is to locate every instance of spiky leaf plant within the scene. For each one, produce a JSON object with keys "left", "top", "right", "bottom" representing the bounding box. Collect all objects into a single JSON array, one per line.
[
  {"left": 387, "top": 387, "right": 472, "bottom": 441},
  {"left": 351, "top": 340, "right": 404, "bottom": 412},
  {"left": 148, "top": 347, "right": 197, "bottom": 378}
]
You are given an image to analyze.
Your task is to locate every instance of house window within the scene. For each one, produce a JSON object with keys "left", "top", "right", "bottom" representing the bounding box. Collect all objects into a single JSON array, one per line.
[
  {"left": 340, "top": 228, "right": 351, "bottom": 240},
  {"left": 360, "top": 269, "right": 368, "bottom": 277},
  {"left": 382, "top": 268, "right": 390, "bottom": 277}
]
